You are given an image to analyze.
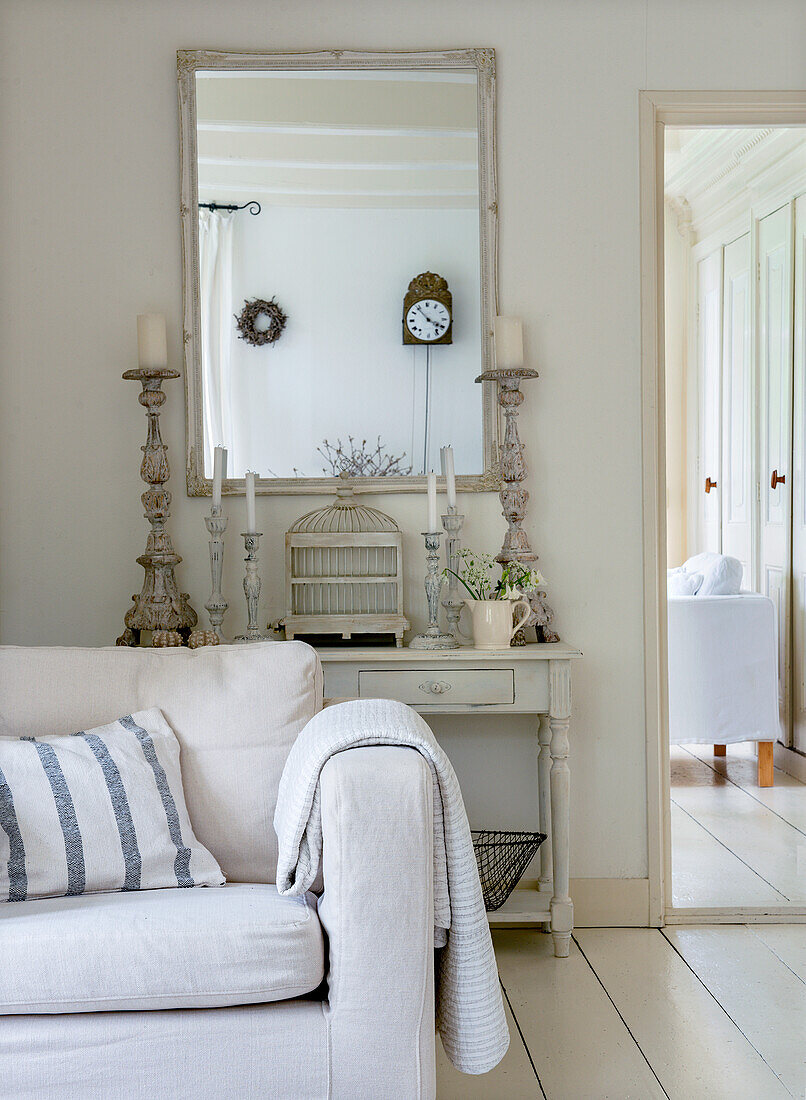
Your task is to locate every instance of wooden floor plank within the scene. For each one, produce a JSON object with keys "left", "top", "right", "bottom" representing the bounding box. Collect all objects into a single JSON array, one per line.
[
  {"left": 671, "top": 751, "right": 806, "bottom": 903},
  {"left": 747, "top": 925, "right": 806, "bottom": 985},
  {"left": 494, "top": 930, "right": 667, "bottom": 1100},
  {"left": 670, "top": 802, "right": 786, "bottom": 908},
  {"left": 666, "top": 926, "right": 806, "bottom": 1097},
  {"left": 684, "top": 743, "right": 806, "bottom": 834},
  {"left": 436, "top": 983, "right": 542, "bottom": 1099},
  {"left": 575, "top": 928, "right": 790, "bottom": 1099}
]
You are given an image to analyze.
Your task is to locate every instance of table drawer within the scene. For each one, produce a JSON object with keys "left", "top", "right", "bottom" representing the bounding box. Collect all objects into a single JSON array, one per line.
[{"left": 358, "top": 668, "right": 515, "bottom": 706}]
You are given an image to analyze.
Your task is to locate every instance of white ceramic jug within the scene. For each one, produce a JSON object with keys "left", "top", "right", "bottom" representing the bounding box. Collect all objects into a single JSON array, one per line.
[{"left": 463, "top": 597, "right": 531, "bottom": 650}]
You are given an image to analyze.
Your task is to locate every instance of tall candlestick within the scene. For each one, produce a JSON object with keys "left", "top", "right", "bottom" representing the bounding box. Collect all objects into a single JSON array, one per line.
[
  {"left": 440, "top": 445, "right": 456, "bottom": 512},
  {"left": 136, "top": 314, "right": 168, "bottom": 369},
  {"left": 408, "top": 531, "right": 457, "bottom": 650},
  {"left": 245, "top": 470, "right": 256, "bottom": 533},
  {"left": 212, "top": 445, "right": 226, "bottom": 510},
  {"left": 427, "top": 470, "right": 438, "bottom": 532},
  {"left": 494, "top": 316, "right": 523, "bottom": 370}
]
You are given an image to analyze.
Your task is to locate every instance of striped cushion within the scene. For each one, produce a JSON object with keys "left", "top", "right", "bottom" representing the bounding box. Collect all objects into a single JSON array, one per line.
[{"left": 0, "top": 708, "right": 224, "bottom": 902}]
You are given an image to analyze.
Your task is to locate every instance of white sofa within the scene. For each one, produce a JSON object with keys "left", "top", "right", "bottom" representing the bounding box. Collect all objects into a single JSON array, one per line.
[
  {"left": 667, "top": 554, "right": 780, "bottom": 786},
  {"left": 0, "top": 642, "right": 437, "bottom": 1099}
]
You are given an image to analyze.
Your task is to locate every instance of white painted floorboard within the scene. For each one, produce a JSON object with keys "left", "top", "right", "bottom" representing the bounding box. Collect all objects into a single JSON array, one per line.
[
  {"left": 493, "top": 931, "right": 666, "bottom": 1100},
  {"left": 575, "top": 928, "right": 789, "bottom": 1099},
  {"left": 670, "top": 745, "right": 806, "bottom": 907},
  {"left": 437, "top": 927, "right": 806, "bottom": 1099},
  {"left": 665, "top": 926, "right": 806, "bottom": 1098}
]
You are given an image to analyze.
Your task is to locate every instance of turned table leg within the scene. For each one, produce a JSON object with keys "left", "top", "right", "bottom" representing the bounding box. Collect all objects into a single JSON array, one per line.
[
  {"left": 537, "top": 715, "right": 553, "bottom": 932},
  {"left": 549, "top": 660, "right": 573, "bottom": 958}
]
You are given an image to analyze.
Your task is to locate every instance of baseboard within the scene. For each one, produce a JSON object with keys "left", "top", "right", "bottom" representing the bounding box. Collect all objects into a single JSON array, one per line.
[
  {"left": 774, "top": 742, "right": 806, "bottom": 783},
  {"left": 511, "top": 877, "right": 651, "bottom": 926}
]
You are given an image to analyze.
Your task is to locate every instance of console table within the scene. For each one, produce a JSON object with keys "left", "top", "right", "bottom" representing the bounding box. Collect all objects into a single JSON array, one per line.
[{"left": 317, "top": 642, "right": 582, "bottom": 958}]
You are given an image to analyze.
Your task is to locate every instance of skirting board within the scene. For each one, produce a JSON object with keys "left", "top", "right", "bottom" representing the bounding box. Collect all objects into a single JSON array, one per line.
[
  {"left": 774, "top": 742, "right": 806, "bottom": 783},
  {"left": 495, "top": 878, "right": 650, "bottom": 927}
]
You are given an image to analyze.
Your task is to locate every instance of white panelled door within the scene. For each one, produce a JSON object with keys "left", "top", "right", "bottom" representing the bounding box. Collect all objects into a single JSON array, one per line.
[
  {"left": 697, "top": 250, "right": 723, "bottom": 553},
  {"left": 720, "top": 233, "right": 754, "bottom": 587},
  {"left": 791, "top": 194, "right": 806, "bottom": 753},
  {"left": 758, "top": 203, "right": 794, "bottom": 740}
]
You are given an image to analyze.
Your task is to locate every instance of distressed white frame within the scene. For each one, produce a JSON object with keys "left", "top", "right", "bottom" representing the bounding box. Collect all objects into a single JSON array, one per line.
[
  {"left": 178, "top": 48, "right": 500, "bottom": 496},
  {"left": 639, "top": 90, "right": 806, "bottom": 926}
]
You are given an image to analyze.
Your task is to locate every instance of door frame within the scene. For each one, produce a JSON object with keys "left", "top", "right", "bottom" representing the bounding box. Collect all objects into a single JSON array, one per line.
[{"left": 638, "top": 91, "right": 806, "bottom": 925}]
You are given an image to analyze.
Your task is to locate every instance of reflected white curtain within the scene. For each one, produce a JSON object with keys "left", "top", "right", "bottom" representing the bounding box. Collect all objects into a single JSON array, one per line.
[{"left": 199, "top": 209, "right": 235, "bottom": 472}]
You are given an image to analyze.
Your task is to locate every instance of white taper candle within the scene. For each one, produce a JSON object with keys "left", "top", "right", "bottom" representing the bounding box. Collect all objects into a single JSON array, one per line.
[
  {"left": 245, "top": 471, "right": 256, "bottom": 533},
  {"left": 136, "top": 314, "right": 168, "bottom": 369},
  {"left": 440, "top": 445, "right": 456, "bottom": 511},
  {"left": 427, "top": 470, "right": 438, "bottom": 532},
  {"left": 212, "top": 446, "right": 226, "bottom": 510},
  {"left": 494, "top": 316, "right": 524, "bottom": 370}
]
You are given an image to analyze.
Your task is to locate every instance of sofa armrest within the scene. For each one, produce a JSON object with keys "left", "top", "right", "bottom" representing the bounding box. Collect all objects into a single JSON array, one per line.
[{"left": 318, "top": 745, "right": 435, "bottom": 1100}]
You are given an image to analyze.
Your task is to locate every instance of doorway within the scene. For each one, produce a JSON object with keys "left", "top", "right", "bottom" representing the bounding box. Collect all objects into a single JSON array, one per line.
[{"left": 639, "top": 93, "right": 806, "bottom": 924}]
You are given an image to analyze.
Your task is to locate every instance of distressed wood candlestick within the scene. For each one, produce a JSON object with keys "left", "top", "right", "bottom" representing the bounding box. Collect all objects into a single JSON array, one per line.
[
  {"left": 235, "top": 532, "right": 266, "bottom": 642},
  {"left": 116, "top": 367, "right": 197, "bottom": 646},
  {"left": 409, "top": 531, "right": 457, "bottom": 650},
  {"left": 441, "top": 511, "right": 465, "bottom": 642},
  {"left": 476, "top": 366, "right": 559, "bottom": 642},
  {"left": 204, "top": 506, "right": 228, "bottom": 640}
]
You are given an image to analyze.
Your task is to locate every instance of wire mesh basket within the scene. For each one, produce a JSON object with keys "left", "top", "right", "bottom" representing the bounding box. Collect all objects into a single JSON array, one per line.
[{"left": 471, "top": 830, "right": 547, "bottom": 912}]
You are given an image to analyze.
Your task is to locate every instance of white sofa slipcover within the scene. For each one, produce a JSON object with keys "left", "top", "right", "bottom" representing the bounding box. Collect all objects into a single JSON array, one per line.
[
  {"left": 0, "top": 883, "right": 324, "bottom": 1014},
  {"left": 0, "top": 644, "right": 439, "bottom": 1099},
  {"left": 667, "top": 592, "right": 779, "bottom": 746}
]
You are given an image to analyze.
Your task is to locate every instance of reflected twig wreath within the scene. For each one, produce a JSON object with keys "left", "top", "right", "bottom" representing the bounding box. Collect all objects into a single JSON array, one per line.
[{"left": 235, "top": 297, "right": 288, "bottom": 347}]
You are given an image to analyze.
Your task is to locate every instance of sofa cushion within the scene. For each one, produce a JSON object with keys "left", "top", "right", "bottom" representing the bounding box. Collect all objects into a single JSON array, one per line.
[
  {"left": 682, "top": 552, "right": 743, "bottom": 596},
  {"left": 0, "top": 642, "right": 322, "bottom": 883},
  {"left": 0, "top": 708, "right": 224, "bottom": 902},
  {"left": 668, "top": 571, "right": 703, "bottom": 597},
  {"left": 0, "top": 883, "right": 324, "bottom": 1014}
]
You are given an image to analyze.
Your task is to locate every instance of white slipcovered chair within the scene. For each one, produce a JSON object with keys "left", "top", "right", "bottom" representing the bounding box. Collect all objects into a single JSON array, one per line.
[
  {"left": 667, "top": 553, "right": 780, "bottom": 787},
  {"left": 0, "top": 642, "right": 439, "bottom": 1098}
]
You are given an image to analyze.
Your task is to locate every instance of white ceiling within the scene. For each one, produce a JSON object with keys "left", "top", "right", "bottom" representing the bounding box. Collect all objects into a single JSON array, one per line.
[{"left": 196, "top": 71, "right": 480, "bottom": 210}]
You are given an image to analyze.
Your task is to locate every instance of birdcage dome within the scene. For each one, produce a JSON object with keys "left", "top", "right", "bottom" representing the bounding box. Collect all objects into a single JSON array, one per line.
[{"left": 288, "top": 481, "right": 399, "bottom": 535}]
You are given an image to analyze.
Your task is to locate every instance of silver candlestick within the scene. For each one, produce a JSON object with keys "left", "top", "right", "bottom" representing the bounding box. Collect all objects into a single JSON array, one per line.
[
  {"left": 204, "top": 506, "right": 228, "bottom": 640},
  {"left": 235, "top": 532, "right": 266, "bottom": 643},
  {"left": 409, "top": 531, "right": 457, "bottom": 650},
  {"left": 441, "top": 511, "right": 465, "bottom": 643}
]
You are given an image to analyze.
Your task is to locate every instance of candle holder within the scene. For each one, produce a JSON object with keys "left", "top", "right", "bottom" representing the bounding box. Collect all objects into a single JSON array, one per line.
[
  {"left": 409, "top": 531, "right": 457, "bottom": 650},
  {"left": 116, "top": 367, "right": 197, "bottom": 646},
  {"left": 476, "top": 366, "right": 559, "bottom": 642},
  {"left": 441, "top": 511, "right": 465, "bottom": 643},
  {"left": 234, "top": 532, "right": 266, "bottom": 643},
  {"left": 204, "top": 505, "right": 228, "bottom": 640}
]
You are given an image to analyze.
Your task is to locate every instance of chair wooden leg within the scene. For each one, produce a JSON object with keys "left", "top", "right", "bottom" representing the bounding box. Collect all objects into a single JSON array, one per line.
[
  {"left": 714, "top": 744, "right": 727, "bottom": 756},
  {"left": 758, "top": 741, "right": 774, "bottom": 787}
]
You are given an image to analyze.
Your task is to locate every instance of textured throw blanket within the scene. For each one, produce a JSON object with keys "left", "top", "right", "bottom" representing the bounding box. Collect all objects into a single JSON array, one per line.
[{"left": 274, "top": 697, "right": 509, "bottom": 1075}]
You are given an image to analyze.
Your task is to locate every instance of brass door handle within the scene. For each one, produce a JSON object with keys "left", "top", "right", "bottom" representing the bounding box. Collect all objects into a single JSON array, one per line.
[
  {"left": 705, "top": 477, "right": 718, "bottom": 494},
  {"left": 771, "top": 469, "right": 786, "bottom": 489}
]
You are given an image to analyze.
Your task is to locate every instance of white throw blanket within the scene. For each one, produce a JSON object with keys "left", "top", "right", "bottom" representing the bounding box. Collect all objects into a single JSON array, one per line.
[{"left": 274, "top": 697, "right": 510, "bottom": 1075}]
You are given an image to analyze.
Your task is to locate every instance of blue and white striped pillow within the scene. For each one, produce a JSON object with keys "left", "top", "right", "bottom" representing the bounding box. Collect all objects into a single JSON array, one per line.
[{"left": 0, "top": 708, "right": 224, "bottom": 902}]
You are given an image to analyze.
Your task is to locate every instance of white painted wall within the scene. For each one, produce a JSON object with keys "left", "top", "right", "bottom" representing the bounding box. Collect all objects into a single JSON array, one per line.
[
  {"left": 225, "top": 206, "right": 482, "bottom": 478},
  {"left": 664, "top": 202, "right": 689, "bottom": 567},
  {"left": 2, "top": 0, "right": 804, "bottom": 891}
]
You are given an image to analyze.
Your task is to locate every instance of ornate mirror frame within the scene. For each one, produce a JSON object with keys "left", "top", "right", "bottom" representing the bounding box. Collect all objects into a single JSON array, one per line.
[{"left": 178, "top": 48, "right": 499, "bottom": 495}]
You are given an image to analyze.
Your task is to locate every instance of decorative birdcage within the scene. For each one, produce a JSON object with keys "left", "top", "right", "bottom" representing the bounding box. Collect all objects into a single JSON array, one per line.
[{"left": 284, "top": 481, "right": 409, "bottom": 646}]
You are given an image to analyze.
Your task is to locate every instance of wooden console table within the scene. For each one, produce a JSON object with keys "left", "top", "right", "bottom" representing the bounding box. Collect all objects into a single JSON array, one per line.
[{"left": 317, "top": 642, "right": 582, "bottom": 958}]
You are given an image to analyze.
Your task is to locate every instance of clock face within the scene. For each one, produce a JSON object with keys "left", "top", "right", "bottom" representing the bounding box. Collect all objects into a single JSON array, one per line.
[{"left": 405, "top": 299, "right": 451, "bottom": 342}]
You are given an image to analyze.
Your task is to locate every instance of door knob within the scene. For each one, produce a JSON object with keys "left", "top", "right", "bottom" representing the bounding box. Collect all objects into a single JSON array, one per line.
[
  {"left": 771, "top": 469, "right": 786, "bottom": 489},
  {"left": 705, "top": 477, "right": 718, "bottom": 494}
]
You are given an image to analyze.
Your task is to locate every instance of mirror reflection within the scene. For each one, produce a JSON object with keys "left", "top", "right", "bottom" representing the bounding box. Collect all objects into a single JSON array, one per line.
[{"left": 195, "top": 68, "right": 483, "bottom": 481}]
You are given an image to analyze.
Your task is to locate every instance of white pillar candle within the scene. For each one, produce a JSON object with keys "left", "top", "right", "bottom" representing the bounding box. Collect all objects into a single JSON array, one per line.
[
  {"left": 136, "top": 313, "right": 168, "bottom": 369},
  {"left": 440, "top": 445, "right": 456, "bottom": 512},
  {"left": 494, "top": 316, "right": 524, "bottom": 370},
  {"left": 212, "top": 446, "right": 226, "bottom": 510},
  {"left": 427, "top": 470, "right": 438, "bottom": 532},
  {"left": 245, "top": 471, "right": 257, "bottom": 533}
]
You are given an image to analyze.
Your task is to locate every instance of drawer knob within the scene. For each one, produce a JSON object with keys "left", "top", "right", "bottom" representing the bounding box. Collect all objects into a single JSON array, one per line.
[{"left": 419, "top": 680, "right": 452, "bottom": 695}]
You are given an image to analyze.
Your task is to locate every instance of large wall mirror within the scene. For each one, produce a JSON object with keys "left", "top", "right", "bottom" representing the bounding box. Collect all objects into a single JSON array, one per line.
[{"left": 178, "top": 49, "right": 499, "bottom": 494}]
